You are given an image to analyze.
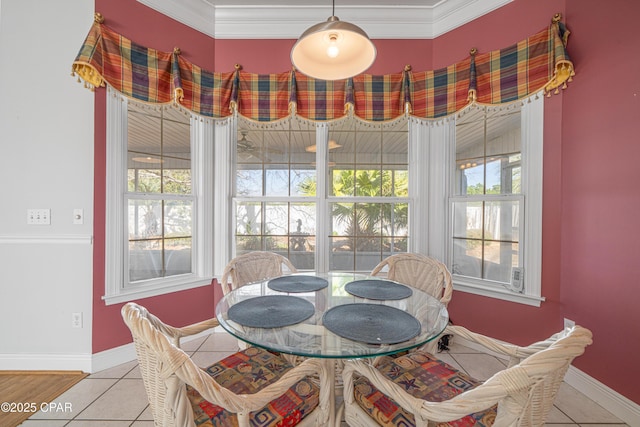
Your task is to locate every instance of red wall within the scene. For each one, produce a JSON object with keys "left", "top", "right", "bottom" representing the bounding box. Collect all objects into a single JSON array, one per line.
[
  {"left": 560, "top": 0, "right": 640, "bottom": 402},
  {"left": 436, "top": 0, "right": 640, "bottom": 404},
  {"left": 92, "top": 0, "right": 217, "bottom": 353},
  {"left": 92, "top": 0, "right": 640, "bottom": 404},
  {"left": 214, "top": 39, "right": 433, "bottom": 75},
  {"left": 432, "top": 1, "right": 568, "bottom": 341}
]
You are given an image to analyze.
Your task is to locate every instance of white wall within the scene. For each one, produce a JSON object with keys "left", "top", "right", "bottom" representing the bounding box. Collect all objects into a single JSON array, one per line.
[{"left": 0, "top": 0, "right": 95, "bottom": 370}]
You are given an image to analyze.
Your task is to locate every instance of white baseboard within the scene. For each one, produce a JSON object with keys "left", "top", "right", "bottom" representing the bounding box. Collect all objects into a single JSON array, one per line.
[
  {"left": 564, "top": 366, "right": 640, "bottom": 427},
  {"left": 90, "top": 327, "right": 218, "bottom": 373},
  {"left": 0, "top": 353, "right": 92, "bottom": 372},
  {"left": 0, "top": 328, "right": 218, "bottom": 374},
  {"left": 454, "top": 336, "right": 640, "bottom": 427},
  {"left": 90, "top": 342, "right": 138, "bottom": 373}
]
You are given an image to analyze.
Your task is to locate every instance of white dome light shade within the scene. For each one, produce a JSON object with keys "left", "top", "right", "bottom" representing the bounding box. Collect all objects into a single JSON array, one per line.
[{"left": 291, "top": 16, "right": 376, "bottom": 81}]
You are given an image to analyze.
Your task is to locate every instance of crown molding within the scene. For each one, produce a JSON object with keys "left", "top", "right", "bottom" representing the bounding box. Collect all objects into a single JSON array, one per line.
[
  {"left": 431, "top": 0, "right": 513, "bottom": 37},
  {"left": 137, "top": 0, "right": 512, "bottom": 39},
  {"left": 138, "top": 0, "right": 216, "bottom": 37}
]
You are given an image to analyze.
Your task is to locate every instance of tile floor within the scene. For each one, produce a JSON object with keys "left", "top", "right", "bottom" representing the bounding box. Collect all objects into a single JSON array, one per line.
[{"left": 19, "top": 329, "right": 629, "bottom": 427}]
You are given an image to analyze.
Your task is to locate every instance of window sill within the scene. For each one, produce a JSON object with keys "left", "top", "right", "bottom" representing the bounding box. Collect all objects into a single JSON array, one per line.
[
  {"left": 453, "top": 278, "right": 545, "bottom": 307},
  {"left": 103, "top": 276, "right": 214, "bottom": 305}
]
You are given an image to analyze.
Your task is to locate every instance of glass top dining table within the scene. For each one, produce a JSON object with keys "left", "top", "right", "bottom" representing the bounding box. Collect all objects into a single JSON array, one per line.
[{"left": 215, "top": 272, "right": 449, "bottom": 359}]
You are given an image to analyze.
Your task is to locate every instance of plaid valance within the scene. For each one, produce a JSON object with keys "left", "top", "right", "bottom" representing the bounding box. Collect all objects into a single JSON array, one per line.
[{"left": 72, "top": 13, "right": 573, "bottom": 122}]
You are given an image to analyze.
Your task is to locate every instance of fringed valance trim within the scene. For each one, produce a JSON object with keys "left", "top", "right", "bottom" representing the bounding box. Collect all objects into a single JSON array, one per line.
[
  {"left": 71, "top": 14, "right": 106, "bottom": 91},
  {"left": 71, "top": 12, "right": 574, "bottom": 122}
]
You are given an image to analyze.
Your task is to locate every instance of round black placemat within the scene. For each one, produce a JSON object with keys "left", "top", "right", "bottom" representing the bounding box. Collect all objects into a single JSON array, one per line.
[
  {"left": 322, "top": 304, "right": 421, "bottom": 345},
  {"left": 268, "top": 275, "right": 329, "bottom": 293},
  {"left": 227, "top": 295, "right": 315, "bottom": 328},
  {"left": 345, "top": 279, "right": 413, "bottom": 300}
]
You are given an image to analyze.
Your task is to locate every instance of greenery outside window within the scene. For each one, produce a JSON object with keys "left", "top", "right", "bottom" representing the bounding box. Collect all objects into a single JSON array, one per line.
[
  {"left": 233, "top": 116, "right": 410, "bottom": 273},
  {"left": 327, "top": 119, "right": 409, "bottom": 272}
]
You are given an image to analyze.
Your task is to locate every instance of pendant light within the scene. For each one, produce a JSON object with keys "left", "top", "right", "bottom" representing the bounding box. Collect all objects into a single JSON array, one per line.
[{"left": 291, "top": 0, "right": 376, "bottom": 81}]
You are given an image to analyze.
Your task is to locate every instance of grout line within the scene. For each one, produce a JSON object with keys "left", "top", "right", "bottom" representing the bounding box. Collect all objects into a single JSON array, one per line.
[
  {"left": 33, "top": 336, "right": 625, "bottom": 427},
  {"left": 130, "top": 403, "right": 151, "bottom": 425},
  {"left": 69, "top": 378, "right": 122, "bottom": 422}
]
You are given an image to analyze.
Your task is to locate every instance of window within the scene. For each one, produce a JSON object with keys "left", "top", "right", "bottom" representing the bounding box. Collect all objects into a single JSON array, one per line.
[
  {"left": 447, "top": 95, "right": 544, "bottom": 306},
  {"left": 452, "top": 107, "right": 523, "bottom": 284},
  {"left": 104, "top": 88, "right": 214, "bottom": 304},
  {"left": 327, "top": 119, "right": 409, "bottom": 271},
  {"left": 226, "top": 93, "right": 543, "bottom": 306},
  {"left": 127, "top": 103, "right": 193, "bottom": 282},
  {"left": 233, "top": 116, "right": 410, "bottom": 273},
  {"left": 234, "top": 118, "right": 317, "bottom": 270},
  {"left": 104, "top": 87, "right": 541, "bottom": 305}
]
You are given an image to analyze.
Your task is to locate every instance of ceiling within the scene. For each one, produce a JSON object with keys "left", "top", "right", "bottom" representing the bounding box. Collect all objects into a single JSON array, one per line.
[
  {"left": 137, "top": 0, "right": 513, "bottom": 39},
  {"left": 127, "top": 99, "right": 521, "bottom": 171}
]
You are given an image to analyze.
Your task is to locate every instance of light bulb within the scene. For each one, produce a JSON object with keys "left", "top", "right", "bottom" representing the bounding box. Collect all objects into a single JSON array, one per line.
[{"left": 326, "top": 34, "right": 339, "bottom": 58}]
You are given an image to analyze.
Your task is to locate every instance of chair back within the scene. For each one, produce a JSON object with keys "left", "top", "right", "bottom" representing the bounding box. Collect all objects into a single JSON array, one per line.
[
  {"left": 491, "top": 326, "right": 593, "bottom": 426},
  {"left": 342, "top": 325, "right": 592, "bottom": 427},
  {"left": 371, "top": 253, "right": 453, "bottom": 306},
  {"left": 220, "top": 251, "right": 297, "bottom": 295},
  {"left": 122, "top": 303, "right": 195, "bottom": 427}
]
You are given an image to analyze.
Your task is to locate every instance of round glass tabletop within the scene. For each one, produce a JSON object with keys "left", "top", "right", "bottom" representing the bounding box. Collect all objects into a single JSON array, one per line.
[{"left": 215, "top": 272, "right": 449, "bottom": 359}]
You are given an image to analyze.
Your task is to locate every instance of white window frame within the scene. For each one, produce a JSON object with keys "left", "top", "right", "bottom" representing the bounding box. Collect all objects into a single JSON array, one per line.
[
  {"left": 103, "top": 87, "right": 215, "bottom": 305},
  {"left": 323, "top": 118, "right": 412, "bottom": 273},
  {"left": 443, "top": 93, "right": 544, "bottom": 306},
  {"left": 229, "top": 116, "right": 412, "bottom": 274},
  {"left": 214, "top": 94, "right": 544, "bottom": 306}
]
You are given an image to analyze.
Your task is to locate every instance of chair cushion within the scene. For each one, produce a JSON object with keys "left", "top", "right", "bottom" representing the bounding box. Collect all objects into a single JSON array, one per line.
[
  {"left": 187, "top": 347, "right": 319, "bottom": 427},
  {"left": 353, "top": 352, "right": 497, "bottom": 427}
]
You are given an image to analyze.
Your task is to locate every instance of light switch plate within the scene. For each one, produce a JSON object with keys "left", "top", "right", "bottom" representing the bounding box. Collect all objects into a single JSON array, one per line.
[{"left": 27, "top": 209, "right": 51, "bottom": 225}]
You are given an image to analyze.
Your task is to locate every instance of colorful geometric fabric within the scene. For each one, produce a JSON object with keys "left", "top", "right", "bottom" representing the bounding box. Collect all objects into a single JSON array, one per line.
[
  {"left": 236, "top": 71, "right": 292, "bottom": 122},
  {"left": 292, "top": 73, "right": 349, "bottom": 121},
  {"left": 186, "top": 346, "right": 319, "bottom": 427},
  {"left": 72, "top": 13, "right": 573, "bottom": 121},
  {"left": 73, "top": 19, "right": 174, "bottom": 104},
  {"left": 352, "top": 73, "right": 405, "bottom": 121},
  {"left": 352, "top": 351, "right": 497, "bottom": 427},
  {"left": 174, "top": 56, "right": 235, "bottom": 118},
  {"left": 410, "top": 60, "right": 472, "bottom": 119},
  {"left": 474, "top": 22, "right": 568, "bottom": 104}
]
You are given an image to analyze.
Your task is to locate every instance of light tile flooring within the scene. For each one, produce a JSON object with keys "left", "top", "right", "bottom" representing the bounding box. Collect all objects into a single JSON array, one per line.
[{"left": 19, "top": 329, "right": 629, "bottom": 427}]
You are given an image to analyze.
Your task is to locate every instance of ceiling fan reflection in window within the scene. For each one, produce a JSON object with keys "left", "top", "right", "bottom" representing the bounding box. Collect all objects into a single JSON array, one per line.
[{"left": 237, "top": 129, "right": 282, "bottom": 162}]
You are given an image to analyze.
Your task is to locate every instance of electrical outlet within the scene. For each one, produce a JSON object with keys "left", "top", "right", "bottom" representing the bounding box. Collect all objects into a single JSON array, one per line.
[
  {"left": 72, "top": 312, "right": 83, "bottom": 328},
  {"left": 563, "top": 318, "right": 575, "bottom": 330}
]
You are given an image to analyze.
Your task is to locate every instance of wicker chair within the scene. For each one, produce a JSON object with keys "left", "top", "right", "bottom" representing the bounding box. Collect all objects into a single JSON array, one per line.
[
  {"left": 342, "top": 325, "right": 592, "bottom": 427},
  {"left": 371, "top": 253, "right": 453, "bottom": 306},
  {"left": 122, "top": 302, "right": 330, "bottom": 427},
  {"left": 371, "top": 253, "right": 453, "bottom": 353},
  {"left": 220, "top": 251, "right": 297, "bottom": 295}
]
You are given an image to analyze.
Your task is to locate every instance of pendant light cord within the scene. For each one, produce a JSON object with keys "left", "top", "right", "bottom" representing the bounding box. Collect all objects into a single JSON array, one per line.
[{"left": 332, "top": 0, "right": 335, "bottom": 17}]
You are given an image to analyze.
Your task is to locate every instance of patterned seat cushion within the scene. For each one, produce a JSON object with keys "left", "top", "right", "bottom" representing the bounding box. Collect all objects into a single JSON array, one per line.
[
  {"left": 187, "top": 347, "right": 319, "bottom": 427},
  {"left": 353, "top": 352, "right": 497, "bottom": 427}
]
